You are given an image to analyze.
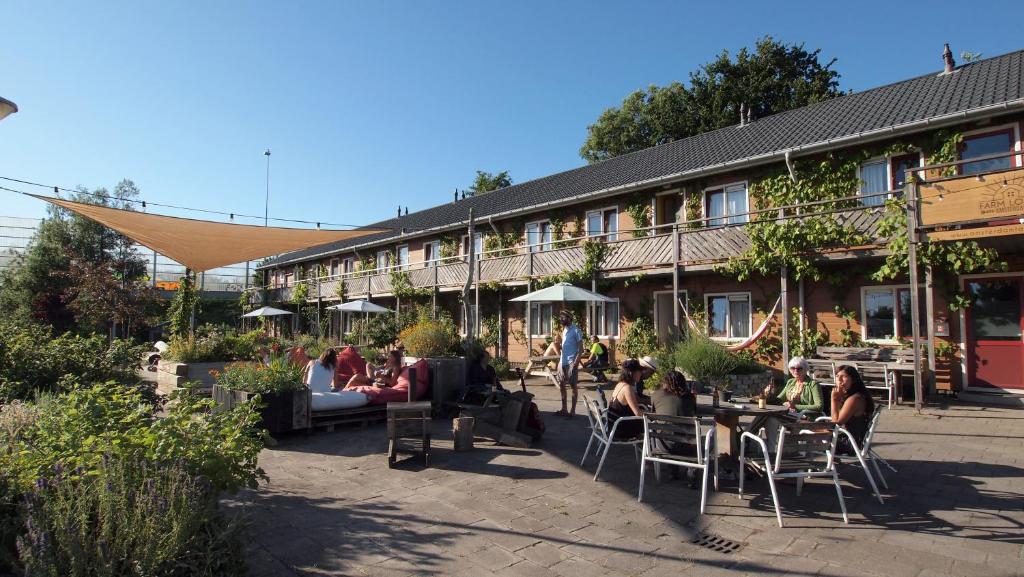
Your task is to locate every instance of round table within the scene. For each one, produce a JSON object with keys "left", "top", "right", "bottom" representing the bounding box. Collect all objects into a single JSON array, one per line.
[{"left": 696, "top": 402, "right": 790, "bottom": 458}]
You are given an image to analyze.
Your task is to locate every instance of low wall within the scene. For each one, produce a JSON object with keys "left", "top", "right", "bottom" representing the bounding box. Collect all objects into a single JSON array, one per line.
[{"left": 156, "top": 361, "right": 229, "bottom": 395}]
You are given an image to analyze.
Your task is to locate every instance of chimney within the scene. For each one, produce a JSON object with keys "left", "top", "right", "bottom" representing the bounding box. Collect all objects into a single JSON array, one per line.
[
  {"left": 461, "top": 191, "right": 466, "bottom": 201},
  {"left": 397, "top": 206, "right": 401, "bottom": 218},
  {"left": 454, "top": 189, "right": 459, "bottom": 203},
  {"left": 404, "top": 206, "right": 409, "bottom": 216},
  {"left": 746, "top": 106, "right": 754, "bottom": 125},
  {"left": 943, "top": 43, "right": 956, "bottom": 73}
]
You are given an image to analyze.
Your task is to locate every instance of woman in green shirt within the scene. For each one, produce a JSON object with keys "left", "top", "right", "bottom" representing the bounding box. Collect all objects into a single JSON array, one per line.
[{"left": 766, "top": 356, "right": 823, "bottom": 416}]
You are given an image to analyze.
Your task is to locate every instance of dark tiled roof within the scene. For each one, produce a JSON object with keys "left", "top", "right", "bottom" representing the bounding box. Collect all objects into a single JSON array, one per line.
[{"left": 263, "top": 50, "right": 1024, "bottom": 268}]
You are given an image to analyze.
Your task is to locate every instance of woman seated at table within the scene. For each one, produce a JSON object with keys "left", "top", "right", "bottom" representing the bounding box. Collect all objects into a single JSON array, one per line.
[
  {"left": 649, "top": 370, "right": 699, "bottom": 487},
  {"left": 827, "top": 364, "right": 875, "bottom": 453},
  {"left": 346, "top": 349, "right": 402, "bottom": 389},
  {"left": 607, "top": 359, "right": 647, "bottom": 439},
  {"left": 763, "top": 356, "right": 823, "bottom": 417}
]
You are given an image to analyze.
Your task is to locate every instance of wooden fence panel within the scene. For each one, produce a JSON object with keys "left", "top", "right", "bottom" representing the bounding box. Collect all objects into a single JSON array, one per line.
[
  {"left": 436, "top": 262, "right": 469, "bottom": 286},
  {"left": 603, "top": 235, "right": 673, "bottom": 270},
  {"left": 369, "top": 274, "right": 391, "bottom": 294},
  {"left": 532, "top": 247, "right": 585, "bottom": 276},
  {"left": 408, "top": 268, "right": 434, "bottom": 288},
  {"left": 480, "top": 254, "right": 528, "bottom": 282}
]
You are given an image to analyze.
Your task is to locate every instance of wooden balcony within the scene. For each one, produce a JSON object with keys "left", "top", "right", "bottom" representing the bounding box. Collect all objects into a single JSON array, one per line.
[{"left": 260, "top": 206, "right": 886, "bottom": 303}]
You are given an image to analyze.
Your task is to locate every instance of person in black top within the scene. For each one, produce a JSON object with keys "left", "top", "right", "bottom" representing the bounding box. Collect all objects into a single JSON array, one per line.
[
  {"left": 464, "top": 349, "right": 500, "bottom": 404},
  {"left": 582, "top": 339, "right": 610, "bottom": 382},
  {"left": 649, "top": 370, "right": 700, "bottom": 487}
]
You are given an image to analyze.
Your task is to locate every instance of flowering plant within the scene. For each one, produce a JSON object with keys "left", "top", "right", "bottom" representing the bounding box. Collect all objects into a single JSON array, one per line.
[{"left": 215, "top": 353, "right": 305, "bottom": 394}]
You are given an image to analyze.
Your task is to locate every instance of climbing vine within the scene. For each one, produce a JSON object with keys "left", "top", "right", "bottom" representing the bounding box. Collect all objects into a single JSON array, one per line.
[
  {"left": 683, "top": 188, "right": 703, "bottom": 229},
  {"left": 483, "top": 223, "right": 522, "bottom": 257},
  {"left": 440, "top": 235, "right": 460, "bottom": 263},
  {"left": 624, "top": 193, "right": 652, "bottom": 237},
  {"left": 533, "top": 240, "right": 616, "bottom": 289},
  {"left": 389, "top": 269, "right": 431, "bottom": 299}
]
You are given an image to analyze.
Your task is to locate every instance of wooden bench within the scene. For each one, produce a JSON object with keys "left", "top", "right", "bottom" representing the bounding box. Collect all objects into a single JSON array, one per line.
[
  {"left": 812, "top": 346, "right": 919, "bottom": 408},
  {"left": 525, "top": 355, "right": 614, "bottom": 385}
]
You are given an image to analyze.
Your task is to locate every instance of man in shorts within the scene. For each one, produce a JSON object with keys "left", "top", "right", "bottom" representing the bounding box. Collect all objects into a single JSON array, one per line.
[{"left": 556, "top": 310, "right": 583, "bottom": 418}]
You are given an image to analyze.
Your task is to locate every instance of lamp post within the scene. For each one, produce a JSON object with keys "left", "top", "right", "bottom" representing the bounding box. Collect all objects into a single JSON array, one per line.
[
  {"left": 0, "top": 96, "right": 18, "bottom": 122},
  {"left": 263, "top": 149, "right": 271, "bottom": 226}
]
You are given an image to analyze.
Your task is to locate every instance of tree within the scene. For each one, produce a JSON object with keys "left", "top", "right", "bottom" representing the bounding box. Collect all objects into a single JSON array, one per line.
[
  {"left": 0, "top": 179, "right": 154, "bottom": 335},
  {"left": 468, "top": 170, "right": 512, "bottom": 195},
  {"left": 579, "top": 37, "right": 843, "bottom": 163}
]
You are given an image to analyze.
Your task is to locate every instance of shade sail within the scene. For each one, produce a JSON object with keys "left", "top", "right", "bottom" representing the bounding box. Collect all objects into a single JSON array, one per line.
[
  {"left": 32, "top": 194, "right": 385, "bottom": 272},
  {"left": 242, "top": 306, "right": 294, "bottom": 318},
  {"left": 509, "top": 282, "right": 613, "bottom": 303},
  {"left": 327, "top": 299, "right": 392, "bottom": 313}
]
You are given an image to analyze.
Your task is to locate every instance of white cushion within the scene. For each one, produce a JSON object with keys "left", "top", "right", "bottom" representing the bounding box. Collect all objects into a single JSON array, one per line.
[{"left": 311, "top": 390, "right": 369, "bottom": 411}]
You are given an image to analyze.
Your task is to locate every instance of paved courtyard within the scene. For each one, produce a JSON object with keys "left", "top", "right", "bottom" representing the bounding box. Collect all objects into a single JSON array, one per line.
[{"left": 232, "top": 381, "right": 1024, "bottom": 577}]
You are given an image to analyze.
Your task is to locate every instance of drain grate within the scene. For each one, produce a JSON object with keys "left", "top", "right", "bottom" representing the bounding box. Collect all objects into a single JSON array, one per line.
[{"left": 691, "top": 532, "right": 743, "bottom": 554}]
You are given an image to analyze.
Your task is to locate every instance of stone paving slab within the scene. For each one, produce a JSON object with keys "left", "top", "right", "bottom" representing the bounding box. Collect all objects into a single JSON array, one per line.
[{"left": 230, "top": 381, "right": 1024, "bottom": 576}]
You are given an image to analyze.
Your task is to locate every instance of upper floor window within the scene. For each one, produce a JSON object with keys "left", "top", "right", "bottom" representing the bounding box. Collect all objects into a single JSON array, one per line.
[
  {"left": 273, "top": 270, "right": 282, "bottom": 288},
  {"left": 960, "top": 128, "right": 1017, "bottom": 175},
  {"left": 376, "top": 250, "right": 391, "bottom": 272},
  {"left": 423, "top": 240, "right": 440, "bottom": 267},
  {"left": 706, "top": 292, "right": 751, "bottom": 339},
  {"left": 859, "top": 153, "right": 920, "bottom": 206},
  {"left": 329, "top": 258, "right": 340, "bottom": 276},
  {"left": 586, "top": 208, "right": 618, "bottom": 241},
  {"left": 706, "top": 183, "right": 748, "bottom": 226},
  {"left": 461, "top": 232, "right": 485, "bottom": 260},
  {"left": 283, "top": 272, "right": 294, "bottom": 287},
  {"left": 526, "top": 221, "right": 553, "bottom": 252},
  {"left": 396, "top": 245, "right": 410, "bottom": 271},
  {"left": 342, "top": 257, "right": 355, "bottom": 274}
]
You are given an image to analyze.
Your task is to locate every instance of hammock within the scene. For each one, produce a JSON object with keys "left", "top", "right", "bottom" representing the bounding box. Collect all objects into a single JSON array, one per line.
[{"left": 679, "top": 295, "right": 782, "bottom": 352}]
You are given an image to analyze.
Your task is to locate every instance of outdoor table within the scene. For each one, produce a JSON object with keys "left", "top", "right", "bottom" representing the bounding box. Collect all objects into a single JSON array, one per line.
[
  {"left": 525, "top": 355, "right": 560, "bottom": 385},
  {"left": 696, "top": 402, "right": 790, "bottom": 458}
]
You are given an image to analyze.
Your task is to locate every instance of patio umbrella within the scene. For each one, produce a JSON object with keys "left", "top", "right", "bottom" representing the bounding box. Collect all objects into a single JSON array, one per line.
[
  {"left": 509, "top": 282, "right": 613, "bottom": 303},
  {"left": 327, "top": 300, "right": 393, "bottom": 313},
  {"left": 242, "top": 306, "right": 295, "bottom": 318}
]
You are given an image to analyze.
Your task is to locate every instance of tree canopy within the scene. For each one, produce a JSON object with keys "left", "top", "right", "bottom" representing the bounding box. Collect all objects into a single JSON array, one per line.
[
  {"left": 0, "top": 180, "right": 156, "bottom": 335},
  {"left": 579, "top": 37, "right": 843, "bottom": 164},
  {"left": 468, "top": 170, "right": 513, "bottom": 195}
]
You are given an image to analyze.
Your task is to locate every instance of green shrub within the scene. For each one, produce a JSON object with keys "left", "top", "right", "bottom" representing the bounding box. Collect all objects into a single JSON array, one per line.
[
  {"left": 673, "top": 334, "right": 740, "bottom": 388},
  {"left": 619, "top": 316, "right": 659, "bottom": 359},
  {"left": 400, "top": 318, "right": 461, "bottom": 358},
  {"left": 16, "top": 457, "right": 247, "bottom": 577},
  {"left": 0, "top": 320, "right": 146, "bottom": 402},
  {"left": 213, "top": 353, "right": 305, "bottom": 395},
  {"left": 350, "top": 314, "right": 400, "bottom": 352}
]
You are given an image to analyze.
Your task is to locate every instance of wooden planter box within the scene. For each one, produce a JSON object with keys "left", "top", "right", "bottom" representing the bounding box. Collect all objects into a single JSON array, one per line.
[
  {"left": 157, "top": 360, "right": 229, "bottom": 395},
  {"left": 212, "top": 384, "right": 311, "bottom": 434}
]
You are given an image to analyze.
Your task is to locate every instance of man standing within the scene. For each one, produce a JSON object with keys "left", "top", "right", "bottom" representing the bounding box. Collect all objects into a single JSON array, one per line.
[{"left": 556, "top": 309, "right": 584, "bottom": 418}]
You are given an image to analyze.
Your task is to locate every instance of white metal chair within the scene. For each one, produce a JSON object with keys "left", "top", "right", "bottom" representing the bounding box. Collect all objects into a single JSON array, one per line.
[
  {"left": 581, "top": 397, "right": 643, "bottom": 481},
  {"left": 816, "top": 407, "right": 892, "bottom": 501},
  {"left": 739, "top": 423, "right": 848, "bottom": 528},
  {"left": 851, "top": 362, "right": 895, "bottom": 409},
  {"left": 638, "top": 414, "right": 717, "bottom": 513}
]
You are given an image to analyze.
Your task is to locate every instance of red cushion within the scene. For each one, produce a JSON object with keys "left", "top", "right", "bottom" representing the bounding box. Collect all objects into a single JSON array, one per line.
[
  {"left": 335, "top": 346, "right": 367, "bottom": 382},
  {"left": 394, "top": 359, "right": 430, "bottom": 400}
]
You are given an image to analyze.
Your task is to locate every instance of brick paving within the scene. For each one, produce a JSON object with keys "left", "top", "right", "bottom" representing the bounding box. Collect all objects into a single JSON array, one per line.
[{"left": 230, "top": 381, "right": 1024, "bottom": 577}]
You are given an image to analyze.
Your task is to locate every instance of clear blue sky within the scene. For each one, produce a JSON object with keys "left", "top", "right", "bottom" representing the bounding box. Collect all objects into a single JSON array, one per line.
[{"left": 1, "top": 0, "right": 1020, "bottom": 227}]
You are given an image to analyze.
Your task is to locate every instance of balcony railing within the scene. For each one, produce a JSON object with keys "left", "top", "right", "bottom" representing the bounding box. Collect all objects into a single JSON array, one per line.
[{"left": 257, "top": 204, "right": 887, "bottom": 303}]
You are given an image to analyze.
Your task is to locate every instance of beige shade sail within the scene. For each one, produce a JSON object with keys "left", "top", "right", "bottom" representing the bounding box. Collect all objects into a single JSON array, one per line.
[{"left": 32, "top": 194, "right": 386, "bottom": 272}]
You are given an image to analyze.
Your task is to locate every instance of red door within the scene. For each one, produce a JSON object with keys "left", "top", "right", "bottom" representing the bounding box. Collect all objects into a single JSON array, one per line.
[{"left": 966, "top": 277, "right": 1024, "bottom": 390}]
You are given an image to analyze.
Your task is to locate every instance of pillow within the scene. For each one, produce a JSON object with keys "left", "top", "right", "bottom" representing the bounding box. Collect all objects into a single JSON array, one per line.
[
  {"left": 394, "top": 359, "right": 430, "bottom": 400},
  {"left": 335, "top": 346, "right": 367, "bottom": 382},
  {"left": 311, "top": 390, "right": 369, "bottom": 411}
]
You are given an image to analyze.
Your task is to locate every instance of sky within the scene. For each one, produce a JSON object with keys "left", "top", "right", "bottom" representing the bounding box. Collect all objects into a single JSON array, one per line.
[{"left": 1, "top": 0, "right": 1022, "bottom": 228}]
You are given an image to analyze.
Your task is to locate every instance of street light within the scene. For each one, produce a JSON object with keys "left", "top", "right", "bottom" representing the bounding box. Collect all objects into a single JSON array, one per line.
[
  {"left": 0, "top": 96, "right": 18, "bottom": 122},
  {"left": 263, "top": 149, "right": 271, "bottom": 226}
]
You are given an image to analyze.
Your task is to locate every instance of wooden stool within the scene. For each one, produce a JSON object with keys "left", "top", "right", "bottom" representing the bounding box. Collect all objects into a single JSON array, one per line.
[{"left": 387, "top": 401, "right": 432, "bottom": 467}]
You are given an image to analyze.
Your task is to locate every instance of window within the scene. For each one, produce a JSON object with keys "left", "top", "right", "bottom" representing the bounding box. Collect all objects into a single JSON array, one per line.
[
  {"left": 586, "top": 208, "right": 618, "bottom": 241},
  {"left": 461, "top": 233, "right": 485, "bottom": 260},
  {"left": 396, "top": 245, "right": 409, "bottom": 271},
  {"left": 376, "top": 250, "right": 390, "bottom": 272},
  {"left": 655, "top": 193, "right": 681, "bottom": 227},
  {"left": 588, "top": 300, "right": 620, "bottom": 338},
  {"left": 459, "top": 304, "right": 478, "bottom": 336},
  {"left": 273, "top": 270, "right": 282, "bottom": 288},
  {"left": 862, "top": 286, "right": 926, "bottom": 341},
  {"left": 342, "top": 258, "right": 355, "bottom": 274},
  {"left": 283, "top": 272, "right": 293, "bottom": 287},
  {"left": 423, "top": 240, "right": 440, "bottom": 267},
  {"left": 706, "top": 293, "right": 751, "bottom": 339},
  {"left": 960, "top": 128, "right": 1015, "bottom": 175},
  {"left": 529, "top": 302, "right": 553, "bottom": 337},
  {"left": 526, "top": 221, "right": 553, "bottom": 252},
  {"left": 706, "top": 183, "right": 748, "bottom": 226},
  {"left": 860, "top": 153, "right": 922, "bottom": 206},
  {"left": 329, "top": 258, "right": 340, "bottom": 276}
]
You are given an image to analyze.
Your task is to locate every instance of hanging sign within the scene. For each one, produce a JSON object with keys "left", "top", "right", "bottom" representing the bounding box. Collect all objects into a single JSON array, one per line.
[
  {"left": 924, "top": 223, "right": 1024, "bottom": 242},
  {"left": 919, "top": 168, "right": 1024, "bottom": 227}
]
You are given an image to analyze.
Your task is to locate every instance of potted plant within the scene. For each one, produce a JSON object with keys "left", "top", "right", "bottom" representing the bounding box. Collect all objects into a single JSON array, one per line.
[
  {"left": 212, "top": 352, "right": 310, "bottom": 434},
  {"left": 399, "top": 317, "right": 465, "bottom": 411}
]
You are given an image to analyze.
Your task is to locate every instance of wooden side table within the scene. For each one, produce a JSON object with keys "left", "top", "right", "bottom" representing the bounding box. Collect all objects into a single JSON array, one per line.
[{"left": 387, "top": 401, "right": 432, "bottom": 467}]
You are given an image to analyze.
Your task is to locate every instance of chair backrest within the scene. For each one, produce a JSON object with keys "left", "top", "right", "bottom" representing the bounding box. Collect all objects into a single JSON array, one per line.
[
  {"left": 852, "top": 362, "right": 890, "bottom": 388},
  {"left": 861, "top": 406, "right": 884, "bottom": 453},
  {"left": 594, "top": 385, "right": 609, "bottom": 412},
  {"left": 774, "top": 423, "right": 838, "bottom": 472},
  {"left": 584, "top": 398, "right": 609, "bottom": 439},
  {"left": 643, "top": 414, "right": 706, "bottom": 464},
  {"left": 806, "top": 359, "right": 835, "bottom": 383}
]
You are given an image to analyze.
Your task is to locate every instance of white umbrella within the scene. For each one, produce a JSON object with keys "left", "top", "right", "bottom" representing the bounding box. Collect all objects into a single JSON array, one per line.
[
  {"left": 242, "top": 306, "right": 295, "bottom": 318},
  {"left": 509, "top": 282, "right": 613, "bottom": 303},
  {"left": 327, "top": 299, "right": 393, "bottom": 313}
]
